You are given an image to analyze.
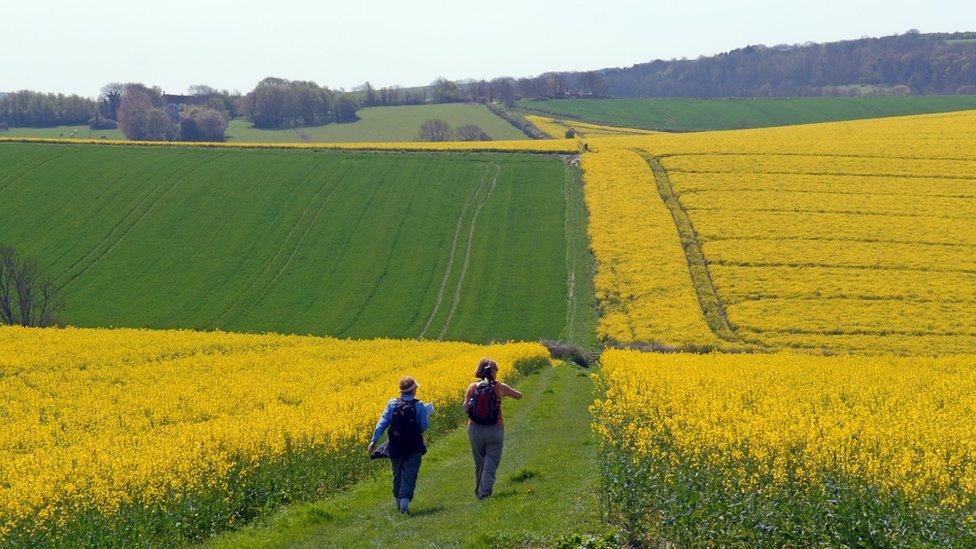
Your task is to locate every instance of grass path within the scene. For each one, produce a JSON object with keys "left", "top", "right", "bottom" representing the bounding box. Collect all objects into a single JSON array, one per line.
[{"left": 208, "top": 363, "right": 603, "bottom": 548}]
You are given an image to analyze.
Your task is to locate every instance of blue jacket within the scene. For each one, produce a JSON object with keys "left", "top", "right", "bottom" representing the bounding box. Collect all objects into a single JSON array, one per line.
[{"left": 370, "top": 396, "right": 430, "bottom": 445}]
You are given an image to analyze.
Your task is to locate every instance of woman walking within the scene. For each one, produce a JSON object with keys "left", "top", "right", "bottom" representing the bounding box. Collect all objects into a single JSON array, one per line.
[{"left": 464, "top": 358, "right": 522, "bottom": 499}]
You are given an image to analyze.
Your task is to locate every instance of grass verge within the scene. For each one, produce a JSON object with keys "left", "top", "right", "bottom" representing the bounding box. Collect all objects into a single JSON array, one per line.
[{"left": 206, "top": 362, "right": 605, "bottom": 548}]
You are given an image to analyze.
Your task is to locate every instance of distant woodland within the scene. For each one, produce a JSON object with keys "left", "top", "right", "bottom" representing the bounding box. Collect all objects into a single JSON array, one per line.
[
  {"left": 577, "top": 31, "right": 976, "bottom": 98},
  {"left": 2, "top": 31, "right": 974, "bottom": 138}
]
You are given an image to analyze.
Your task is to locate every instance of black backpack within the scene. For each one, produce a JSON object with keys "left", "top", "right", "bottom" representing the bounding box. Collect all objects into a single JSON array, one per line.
[
  {"left": 466, "top": 381, "right": 500, "bottom": 425},
  {"left": 388, "top": 399, "right": 426, "bottom": 458}
]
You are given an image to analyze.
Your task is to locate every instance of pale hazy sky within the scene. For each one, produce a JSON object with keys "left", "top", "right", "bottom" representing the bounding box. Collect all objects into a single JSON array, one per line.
[{"left": 3, "top": 0, "right": 974, "bottom": 97}]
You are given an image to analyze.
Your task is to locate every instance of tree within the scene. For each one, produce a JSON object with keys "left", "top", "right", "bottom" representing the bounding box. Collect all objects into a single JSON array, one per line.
[
  {"left": 188, "top": 84, "right": 218, "bottom": 98},
  {"left": 144, "top": 108, "right": 177, "bottom": 141},
  {"left": 244, "top": 77, "right": 337, "bottom": 128},
  {"left": 98, "top": 82, "right": 127, "bottom": 120},
  {"left": 0, "top": 90, "right": 96, "bottom": 127},
  {"left": 516, "top": 76, "right": 547, "bottom": 99},
  {"left": 180, "top": 106, "right": 228, "bottom": 141},
  {"left": 544, "top": 73, "right": 568, "bottom": 97},
  {"left": 117, "top": 86, "right": 154, "bottom": 140},
  {"left": 89, "top": 111, "right": 117, "bottom": 130},
  {"left": 454, "top": 124, "right": 491, "bottom": 141},
  {"left": 491, "top": 77, "right": 517, "bottom": 107},
  {"left": 470, "top": 80, "right": 491, "bottom": 103},
  {"left": 332, "top": 94, "right": 361, "bottom": 123},
  {"left": 419, "top": 119, "right": 450, "bottom": 141},
  {"left": 362, "top": 82, "right": 379, "bottom": 107},
  {"left": 578, "top": 71, "right": 607, "bottom": 95},
  {"left": 0, "top": 245, "right": 64, "bottom": 327},
  {"left": 431, "top": 77, "right": 462, "bottom": 103}
]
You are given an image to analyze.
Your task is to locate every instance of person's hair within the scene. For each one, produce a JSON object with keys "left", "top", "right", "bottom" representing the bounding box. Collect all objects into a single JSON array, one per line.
[
  {"left": 399, "top": 376, "right": 418, "bottom": 395},
  {"left": 475, "top": 358, "right": 497, "bottom": 381}
]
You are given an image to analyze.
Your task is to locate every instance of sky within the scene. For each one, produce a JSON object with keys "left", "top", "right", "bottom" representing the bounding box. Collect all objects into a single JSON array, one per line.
[{"left": 2, "top": 0, "right": 974, "bottom": 97}]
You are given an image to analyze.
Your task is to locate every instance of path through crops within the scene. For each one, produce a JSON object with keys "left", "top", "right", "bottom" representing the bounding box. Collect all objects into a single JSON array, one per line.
[{"left": 209, "top": 363, "right": 603, "bottom": 547}]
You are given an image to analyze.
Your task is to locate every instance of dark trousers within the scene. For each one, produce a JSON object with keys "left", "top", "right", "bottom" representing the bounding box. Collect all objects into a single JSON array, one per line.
[
  {"left": 468, "top": 423, "right": 505, "bottom": 497},
  {"left": 390, "top": 452, "right": 423, "bottom": 501}
]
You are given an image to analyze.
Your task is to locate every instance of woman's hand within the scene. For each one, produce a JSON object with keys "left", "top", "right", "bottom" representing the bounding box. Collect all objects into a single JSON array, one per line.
[{"left": 367, "top": 442, "right": 376, "bottom": 455}]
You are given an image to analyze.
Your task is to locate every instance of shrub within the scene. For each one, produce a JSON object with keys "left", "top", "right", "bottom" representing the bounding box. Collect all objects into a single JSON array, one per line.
[
  {"left": 454, "top": 124, "right": 491, "bottom": 141},
  {"left": 541, "top": 340, "right": 598, "bottom": 367},
  {"left": 419, "top": 119, "right": 451, "bottom": 141},
  {"left": 89, "top": 113, "right": 118, "bottom": 130}
]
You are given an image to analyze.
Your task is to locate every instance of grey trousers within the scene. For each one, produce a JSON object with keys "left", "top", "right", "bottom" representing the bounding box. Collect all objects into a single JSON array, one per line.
[{"left": 468, "top": 423, "right": 504, "bottom": 498}]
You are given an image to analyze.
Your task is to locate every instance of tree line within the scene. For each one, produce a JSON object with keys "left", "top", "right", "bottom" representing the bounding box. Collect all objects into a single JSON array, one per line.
[
  {"left": 566, "top": 31, "right": 976, "bottom": 98},
  {"left": 0, "top": 70, "right": 609, "bottom": 138}
]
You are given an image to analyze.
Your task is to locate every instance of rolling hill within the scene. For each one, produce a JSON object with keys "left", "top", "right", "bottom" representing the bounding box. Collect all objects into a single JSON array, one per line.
[
  {"left": 0, "top": 143, "right": 580, "bottom": 342},
  {"left": 520, "top": 95, "right": 976, "bottom": 131}
]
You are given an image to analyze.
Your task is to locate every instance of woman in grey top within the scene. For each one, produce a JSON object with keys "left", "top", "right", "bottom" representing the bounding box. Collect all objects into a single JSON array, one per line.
[{"left": 463, "top": 358, "right": 522, "bottom": 499}]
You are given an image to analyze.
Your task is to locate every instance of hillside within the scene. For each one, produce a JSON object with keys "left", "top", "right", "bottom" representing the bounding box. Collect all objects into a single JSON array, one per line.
[
  {"left": 564, "top": 31, "right": 976, "bottom": 97},
  {"left": 0, "top": 143, "right": 585, "bottom": 343},
  {"left": 520, "top": 95, "right": 976, "bottom": 131},
  {"left": 226, "top": 103, "right": 528, "bottom": 142},
  {"left": 583, "top": 109, "right": 976, "bottom": 354},
  {"left": 1, "top": 103, "right": 527, "bottom": 143}
]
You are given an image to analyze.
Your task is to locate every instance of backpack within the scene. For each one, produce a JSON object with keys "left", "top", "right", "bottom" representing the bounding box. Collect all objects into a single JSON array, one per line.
[
  {"left": 466, "top": 381, "right": 500, "bottom": 425},
  {"left": 388, "top": 399, "right": 426, "bottom": 458}
]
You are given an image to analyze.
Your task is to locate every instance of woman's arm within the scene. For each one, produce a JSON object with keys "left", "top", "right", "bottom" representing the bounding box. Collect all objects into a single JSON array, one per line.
[
  {"left": 499, "top": 383, "right": 523, "bottom": 400},
  {"left": 462, "top": 383, "right": 475, "bottom": 408}
]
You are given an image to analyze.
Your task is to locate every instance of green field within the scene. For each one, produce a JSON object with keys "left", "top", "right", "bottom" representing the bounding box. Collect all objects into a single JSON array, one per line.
[
  {"left": 0, "top": 143, "right": 575, "bottom": 342},
  {"left": 227, "top": 103, "right": 527, "bottom": 142},
  {"left": 519, "top": 95, "right": 976, "bottom": 131},
  {"left": 2, "top": 103, "right": 526, "bottom": 143},
  {"left": 1, "top": 124, "right": 125, "bottom": 140}
]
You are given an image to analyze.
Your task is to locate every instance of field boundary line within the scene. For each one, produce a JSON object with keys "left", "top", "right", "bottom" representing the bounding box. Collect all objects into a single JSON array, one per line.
[
  {"left": 739, "top": 326, "right": 976, "bottom": 338},
  {"left": 437, "top": 163, "right": 501, "bottom": 340},
  {"left": 57, "top": 155, "right": 218, "bottom": 290},
  {"left": 678, "top": 187, "right": 976, "bottom": 200},
  {"left": 644, "top": 155, "right": 743, "bottom": 345},
  {"left": 418, "top": 164, "right": 491, "bottom": 339},
  {"left": 709, "top": 259, "right": 976, "bottom": 275},
  {"left": 207, "top": 158, "right": 344, "bottom": 328},
  {"left": 668, "top": 169, "right": 976, "bottom": 180},
  {"left": 706, "top": 235, "right": 976, "bottom": 249},
  {"left": 686, "top": 205, "right": 975, "bottom": 220},
  {"left": 658, "top": 151, "right": 976, "bottom": 162},
  {"left": 728, "top": 294, "right": 976, "bottom": 305}
]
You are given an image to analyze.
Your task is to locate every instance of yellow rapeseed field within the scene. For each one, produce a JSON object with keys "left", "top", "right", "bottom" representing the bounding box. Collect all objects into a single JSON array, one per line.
[
  {"left": 595, "top": 349, "right": 976, "bottom": 539},
  {"left": 525, "top": 114, "right": 657, "bottom": 139},
  {"left": 0, "top": 326, "right": 548, "bottom": 541},
  {"left": 580, "top": 149, "right": 721, "bottom": 349},
  {"left": 581, "top": 109, "right": 976, "bottom": 354}
]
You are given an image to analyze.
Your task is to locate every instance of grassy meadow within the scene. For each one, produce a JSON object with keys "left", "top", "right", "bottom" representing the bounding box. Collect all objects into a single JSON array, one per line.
[
  {"left": 0, "top": 124, "right": 125, "bottom": 140},
  {"left": 0, "top": 143, "right": 575, "bottom": 343},
  {"left": 519, "top": 95, "right": 976, "bottom": 131},
  {"left": 1, "top": 103, "right": 526, "bottom": 144},
  {"left": 226, "top": 103, "right": 527, "bottom": 142}
]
